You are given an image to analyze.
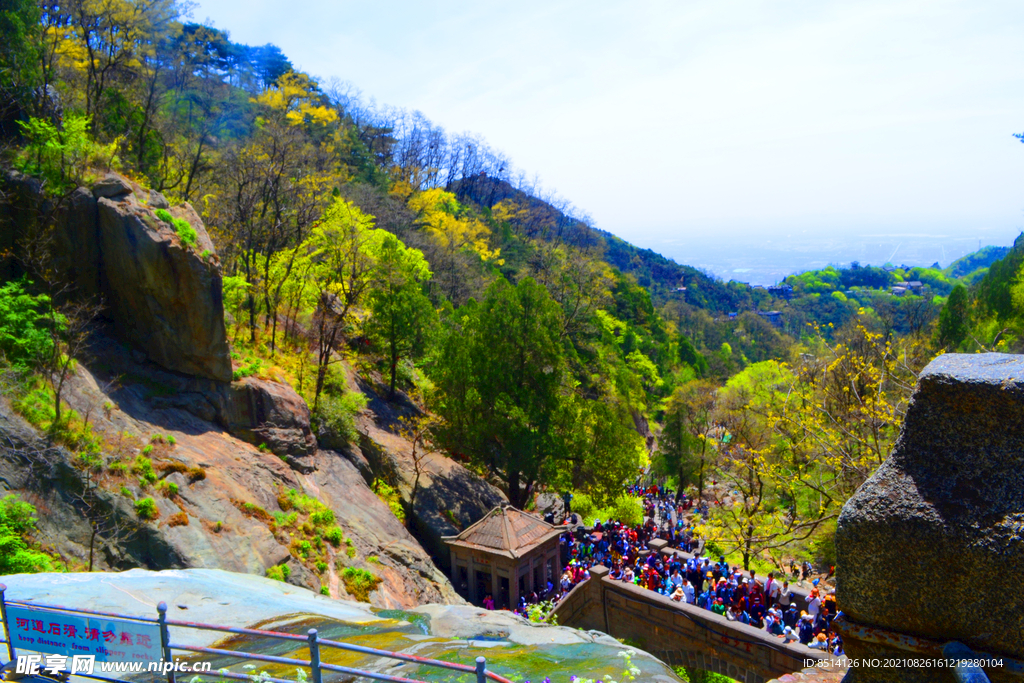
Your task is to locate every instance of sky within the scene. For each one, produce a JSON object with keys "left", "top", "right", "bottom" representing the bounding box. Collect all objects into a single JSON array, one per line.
[{"left": 193, "top": 0, "right": 1024, "bottom": 278}]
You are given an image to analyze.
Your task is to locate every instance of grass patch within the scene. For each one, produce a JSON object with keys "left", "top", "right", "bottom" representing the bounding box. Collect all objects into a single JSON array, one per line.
[
  {"left": 154, "top": 209, "right": 197, "bottom": 248},
  {"left": 341, "top": 567, "right": 380, "bottom": 602}
]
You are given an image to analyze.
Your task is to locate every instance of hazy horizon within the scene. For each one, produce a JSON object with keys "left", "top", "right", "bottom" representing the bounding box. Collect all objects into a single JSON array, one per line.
[
  {"left": 193, "top": 0, "right": 1024, "bottom": 274},
  {"left": 636, "top": 226, "right": 1019, "bottom": 286}
]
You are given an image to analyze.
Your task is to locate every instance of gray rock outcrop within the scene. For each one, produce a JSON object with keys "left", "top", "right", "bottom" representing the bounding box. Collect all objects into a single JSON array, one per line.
[
  {"left": 1, "top": 171, "right": 232, "bottom": 382},
  {"left": 97, "top": 194, "right": 231, "bottom": 382},
  {"left": 836, "top": 353, "right": 1024, "bottom": 680},
  {"left": 216, "top": 377, "right": 318, "bottom": 470}
]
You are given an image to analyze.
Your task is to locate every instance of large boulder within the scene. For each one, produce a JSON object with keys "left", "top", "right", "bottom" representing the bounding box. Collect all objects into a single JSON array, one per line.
[
  {"left": 836, "top": 353, "right": 1024, "bottom": 680},
  {"left": 215, "top": 377, "right": 318, "bottom": 470},
  {"left": 97, "top": 192, "right": 231, "bottom": 382},
  {"left": 1, "top": 171, "right": 232, "bottom": 382}
]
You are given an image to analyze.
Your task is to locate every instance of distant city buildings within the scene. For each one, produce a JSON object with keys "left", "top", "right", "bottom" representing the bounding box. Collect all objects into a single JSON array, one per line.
[{"left": 891, "top": 281, "right": 924, "bottom": 296}]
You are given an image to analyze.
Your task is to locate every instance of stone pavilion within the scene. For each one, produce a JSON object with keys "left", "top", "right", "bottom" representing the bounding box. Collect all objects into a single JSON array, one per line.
[{"left": 443, "top": 503, "right": 566, "bottom": 609}]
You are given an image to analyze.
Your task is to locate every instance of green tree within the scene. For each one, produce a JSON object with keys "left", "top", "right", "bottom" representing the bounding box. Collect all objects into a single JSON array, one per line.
[
  {"left": 677, "top": 335, "right": 707, "bottom": 376},
  {"left": 365, "top": 233, "right": 436, "bottom": 399},
  {"left": 655, "top": 380, "right": 717, "bottom": 502},
  {"left": 554, "top": 396, "right": 645, "bottom": 505},
  {"left": 304, "top": 199, "right": 382, "bottom": 408},
  {"left": 936, "top": 283, "right": 969, "bottom": 350},
  {"left": 0, "top": 0, "right": 41, "bottom": 123},
  {"left": 430, "top": 277, "right": 566, "bottom": 508}
]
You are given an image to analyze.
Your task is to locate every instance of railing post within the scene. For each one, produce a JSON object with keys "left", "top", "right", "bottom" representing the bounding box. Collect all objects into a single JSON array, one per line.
[
  {"left": 157, "top": 602, "right": 174, "bottom": 683},
  {"left": 943, "top": 641, "right": 991, "bottom": 683},
  {"left": 0, "top": 584, "right": 16, "bottom": 664},
  {"left": 307, "top": 629, "right": 323, "bottom": 683},
  {"left": 475, "top": 655, "right": 486, "bottom": 683}
]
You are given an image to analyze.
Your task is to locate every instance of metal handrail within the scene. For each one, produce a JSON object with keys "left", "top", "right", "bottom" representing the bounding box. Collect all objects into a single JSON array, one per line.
[{"left": 0, "top": 584, "right": 515, "bottom": 683}]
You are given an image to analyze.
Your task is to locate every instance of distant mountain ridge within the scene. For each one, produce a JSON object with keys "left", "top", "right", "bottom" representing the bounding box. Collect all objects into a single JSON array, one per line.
[{"left": 452, "top": 174, "right": 755, "bottom": 313}]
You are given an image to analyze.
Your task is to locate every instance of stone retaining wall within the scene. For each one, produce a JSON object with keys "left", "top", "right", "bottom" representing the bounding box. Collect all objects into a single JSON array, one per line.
[{"left": 551, "top": 565, "right": 836, "bottom": 683}]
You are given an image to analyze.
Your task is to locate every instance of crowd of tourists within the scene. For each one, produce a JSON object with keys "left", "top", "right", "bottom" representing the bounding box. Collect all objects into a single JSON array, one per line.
[{"left": 511, "top": 484, "right": 843, "bottom": 656}]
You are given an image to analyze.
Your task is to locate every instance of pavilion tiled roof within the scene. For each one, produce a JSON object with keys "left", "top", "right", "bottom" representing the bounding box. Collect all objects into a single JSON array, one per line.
[{"left": 444, "top": 504, "right": 565, "bottom": 560}]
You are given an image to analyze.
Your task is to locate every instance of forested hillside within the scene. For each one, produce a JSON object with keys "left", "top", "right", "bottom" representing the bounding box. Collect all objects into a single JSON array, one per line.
[{"left": 0, "top": 0, "right": 1015, "bottom": 579}]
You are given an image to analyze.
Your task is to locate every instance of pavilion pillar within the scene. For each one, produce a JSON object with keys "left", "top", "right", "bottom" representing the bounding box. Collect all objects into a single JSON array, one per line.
[
  {"left": 491, "top": 566, "right": 500, "bottom": 608},
  {"left": 468, "top": 557, "right": 478, "bottom": 603}
]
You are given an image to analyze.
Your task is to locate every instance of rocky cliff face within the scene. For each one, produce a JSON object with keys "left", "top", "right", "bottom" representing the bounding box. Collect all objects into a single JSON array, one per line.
[
  {"left": 836, "top": 353, "right": 1024, "bottom": 682},
  {"left": 2, "top": 172, "right": 232, "bottom": 382},
  {"left": 0, "top": 333, "right": 460, "bottom": 608}
]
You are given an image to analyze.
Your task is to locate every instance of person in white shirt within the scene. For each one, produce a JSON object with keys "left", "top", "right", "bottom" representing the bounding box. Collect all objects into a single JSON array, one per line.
[
  {"left": 682, "top": 579, "right": 695, "bottom": 604},
  {"left": 778, "top": 581, "right": 792, "bottom": 608},
  {"left": 806, "top": 590, "right": 821, "bottom": 617}
]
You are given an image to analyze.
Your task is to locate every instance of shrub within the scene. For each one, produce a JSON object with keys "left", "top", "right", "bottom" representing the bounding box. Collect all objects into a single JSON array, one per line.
[
  {"left": 315, "top": 561, "right": 328, "bottom": 574},
  {"left": 119, "top": 486, "right": 132, "bottom": 498},
  {"left": 131, "top": 456, "right": 157, "bottom": 484},
  {"left": 372, "top": 479, "right": 405, "bottom": 523},
  {"left": 366, "top": 555, "right": 380, "bottom": 565},
  {"left": 237, "top": 501, "right": 272, "bottom": 524},
  {"left": 0, "top": 278, "right": 53, "bottom": 371},
  {"left": 611, "top": 494, "right": 644, "bottom": 527},
  {"left": 157, "top": 480, "right": 178, "bottom": 497},
  {"left": 154, "top": 209, "right": 197, "bottom": 248},
  {"left": 75, "top": 452, "right": 102, "bottom": 471},
  {"left": 0, "top": 495, "right": 55, "bottom": 574},
  {"left": 233, "top": 355, "right": 264, "bottom": 381},
  {"left": 309, "top": 509, "right": 335, "bottom": 527},
  {"left": 571, "top": 492, "right": 596, "bottom": 521},
  {"left": 135, "top": 497, "right": 158, "bottom": 520},
  {"left": 272, "top": 510, "right": 298, "bottom": 528},
  {"left": 325, "top": 526, "right": 343, "bottom": 546},
  {"left": 265, "top": 564, "right": 290, "bottom": 582},
  {"left": 141, "top": 444, "right": 153, "bottom": 456},
  {"left": 167, "top": 435, "right": 176, "bottom": 446},
  {"left": 167, "top": 511, "right": 188, "bottom": 527},
  {"left": 311, "top": 389, "right": 367, "bottom": 446},
  {"left": 150, "top": 434, "right": 165, "bottom": 444},
  {"left": 108, "top": 461, "right": 127, "bottom": 475},
  {"left": 320, "top": 584, "right": 329, "bottom": 596},
  {"left": 341, "top": 567, "right": 380, "bottom": 602},
  {"left": 346, "top": 547, "right": 356, "bottom": 558},
  {"left": 187, "top": 466, "right": 206, "bottom": 482},
  {"left": 213, "top": 520, "right": 223, "bottom": 532}
]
